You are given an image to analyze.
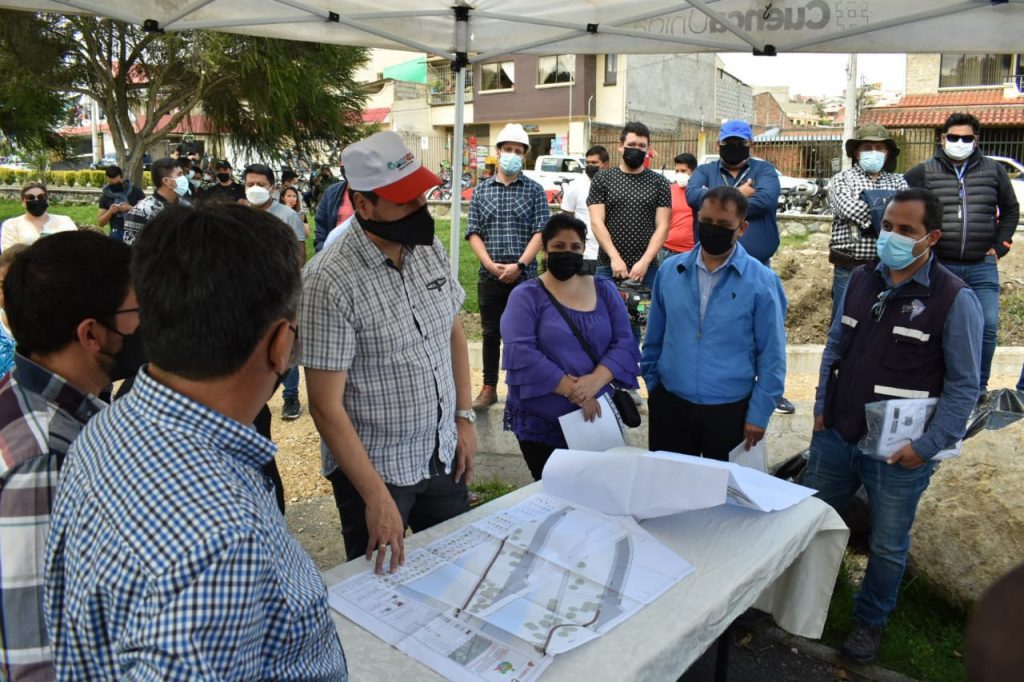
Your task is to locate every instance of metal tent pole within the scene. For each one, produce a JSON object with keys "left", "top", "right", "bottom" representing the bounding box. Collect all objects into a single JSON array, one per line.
[{"left": 449, "top": 7, "right": 470, "bottom": 278}]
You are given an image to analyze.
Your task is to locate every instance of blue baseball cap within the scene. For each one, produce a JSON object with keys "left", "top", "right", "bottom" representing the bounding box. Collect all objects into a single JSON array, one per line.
[{"left": 719, "top": 120, "right": 753, "bottom": 142}]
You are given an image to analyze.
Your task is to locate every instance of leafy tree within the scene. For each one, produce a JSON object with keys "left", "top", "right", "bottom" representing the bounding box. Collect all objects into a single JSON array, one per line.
[{"left": 0, "top": 11, "right": 369, "bottom": 182}]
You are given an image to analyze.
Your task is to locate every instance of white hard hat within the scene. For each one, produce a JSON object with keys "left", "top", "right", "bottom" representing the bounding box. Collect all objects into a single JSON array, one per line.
[{"left": 495, "top": 123, "right": 530, "bottom": 151}]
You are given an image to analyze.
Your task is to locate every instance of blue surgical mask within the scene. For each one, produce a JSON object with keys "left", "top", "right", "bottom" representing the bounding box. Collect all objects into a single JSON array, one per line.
[
  {"left": 876, "top": 230, "right": 929, "bottom": 270},
  {"left": 499, "top": 152, "right": 523, "bottom": 175},
  {"left": 859, "top": 150, "right": 886, "bottom": 174},
  {"left": 173, "top": 175, "right": 190, "bottom": 196}
]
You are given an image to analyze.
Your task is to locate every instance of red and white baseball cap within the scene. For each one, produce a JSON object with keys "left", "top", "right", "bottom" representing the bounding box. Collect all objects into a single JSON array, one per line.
[{"left": 341, "top": 131, "right": 441, "bottom": 204}]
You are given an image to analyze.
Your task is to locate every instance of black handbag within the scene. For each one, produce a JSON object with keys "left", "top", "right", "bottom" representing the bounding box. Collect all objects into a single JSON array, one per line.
[{"left": 537, "top": 281, "right": 642, "bottom": 428}]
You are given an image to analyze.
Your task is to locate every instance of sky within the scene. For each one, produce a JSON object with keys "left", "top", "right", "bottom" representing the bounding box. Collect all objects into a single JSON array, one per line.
[{"left": 717, "top": 52, "right": 907, "bottom": 98}]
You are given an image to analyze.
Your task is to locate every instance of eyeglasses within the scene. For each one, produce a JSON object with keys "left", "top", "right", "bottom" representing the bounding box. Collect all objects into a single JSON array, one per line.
[
  {"left": 23, "top": 193, "right": 46, "bottom": 201},
  {"left": 945, "top": 134, "right": 976, "bottom": 144},
  {"left": 870, "top": 289, "right": 892, "bottom": 322}
]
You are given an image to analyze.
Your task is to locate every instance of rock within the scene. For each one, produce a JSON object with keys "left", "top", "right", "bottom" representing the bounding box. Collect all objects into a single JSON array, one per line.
[
  {"left": 804, "top": 221, "right": 820, "bottom": 233},
  {"left": 909, "top": 420, "right": 1024, "bottom": 605},
  {"left": 786, "top": 222, "right": 808, "bottom": 237}
]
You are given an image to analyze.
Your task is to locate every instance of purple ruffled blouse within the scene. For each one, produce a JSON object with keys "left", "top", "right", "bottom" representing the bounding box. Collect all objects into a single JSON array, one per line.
[{"left": 500, "top": 277, "right": 641, "bottom": 447}]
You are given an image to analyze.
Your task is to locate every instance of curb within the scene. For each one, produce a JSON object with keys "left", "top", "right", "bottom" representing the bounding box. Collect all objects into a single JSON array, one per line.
[{"left": 760, "top": 625, "right": 922, "bottom": 682}]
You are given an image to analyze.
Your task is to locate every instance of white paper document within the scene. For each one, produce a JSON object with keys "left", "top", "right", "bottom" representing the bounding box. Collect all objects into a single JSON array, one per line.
[
  {"left": 329, "top": 493, "right": 693, "bottom": 680},
  {"left": 860, "top": 398, "right": 962, "bottom": 461},
  {"left": 557, "top": 394, "right": 625, "bottom": 451},
  {"left": 728, "top": 439, "right": 767, "bottom": 473},
  {"left": 543, "top": 448, "right": 730, "bottom": 519}
]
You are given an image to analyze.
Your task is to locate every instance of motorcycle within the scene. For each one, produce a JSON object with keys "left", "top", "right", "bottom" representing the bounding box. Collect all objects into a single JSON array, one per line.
[{"left": 779, "top": 178, "right": 831, "bottom": 215}]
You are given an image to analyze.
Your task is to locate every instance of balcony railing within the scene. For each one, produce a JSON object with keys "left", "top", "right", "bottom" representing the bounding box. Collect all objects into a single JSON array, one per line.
[{"left": 428, "top": 63, "right": 473, "bottom": 106}]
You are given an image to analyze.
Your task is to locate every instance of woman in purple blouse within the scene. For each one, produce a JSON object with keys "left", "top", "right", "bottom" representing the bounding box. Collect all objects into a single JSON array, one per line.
[{"left": 500, "top": 214, "right": 641, "bottom": 480}]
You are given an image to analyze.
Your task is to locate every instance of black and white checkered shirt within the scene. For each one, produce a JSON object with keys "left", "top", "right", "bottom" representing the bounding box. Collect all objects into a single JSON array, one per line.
[
  {"left": 827, "top": 166, "right": 908, "bottom": 262},
  {"left": 466, "top": 175, "right": 549, "bottom": 279},
  {"left": 299, "top": 219, "right": 465, "bottom": 486}
]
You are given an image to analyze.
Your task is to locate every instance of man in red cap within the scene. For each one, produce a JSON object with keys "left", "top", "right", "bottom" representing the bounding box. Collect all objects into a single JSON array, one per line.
[{"left": 300, "top": 131, "right": 477, "bottom": 574}]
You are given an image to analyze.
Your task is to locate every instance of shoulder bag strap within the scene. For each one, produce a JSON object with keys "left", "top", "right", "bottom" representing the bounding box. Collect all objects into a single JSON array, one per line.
[{"left": 537, "top": 280, "right": 601, "bottom": 368}]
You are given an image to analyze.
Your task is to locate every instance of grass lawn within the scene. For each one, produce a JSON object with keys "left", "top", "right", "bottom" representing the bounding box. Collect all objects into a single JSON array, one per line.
[{"left": 823, "top": 554, "right": 967, "bottom": 681}]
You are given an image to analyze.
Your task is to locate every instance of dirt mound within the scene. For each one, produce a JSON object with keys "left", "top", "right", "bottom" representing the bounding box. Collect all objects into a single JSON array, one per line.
[{"left": 775, "top": 241, "right": 834, "bottom": 345}]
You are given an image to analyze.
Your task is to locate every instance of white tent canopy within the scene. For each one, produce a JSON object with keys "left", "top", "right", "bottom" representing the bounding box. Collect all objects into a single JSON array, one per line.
[{"left": 3, "top": 0, "right": 1021, "bottom": 271}]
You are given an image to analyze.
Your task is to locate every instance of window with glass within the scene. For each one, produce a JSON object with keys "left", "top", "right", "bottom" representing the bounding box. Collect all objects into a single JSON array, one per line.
[
  {"left": 480, "top": 61, "right": 515, "bottom": 92},
  {"left": 537, "top": 55, "right": 575, "bottom": 85},
  {"left": 939, "top": 53, "right": 1015, "bottom": 88},
  {"left": 604, "top": 54, "right": 617, "bottom": 86}
]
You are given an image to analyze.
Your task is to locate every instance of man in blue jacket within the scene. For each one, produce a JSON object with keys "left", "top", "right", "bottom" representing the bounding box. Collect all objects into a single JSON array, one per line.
[
  {"left": 314, "top": 176, "right": 352, "bottom": 252},
  {"left": 688, "top": 120, "right": 795, "bottom": 414},
  {"left": 642, "top": 186, "right": 787, "bottom": 460}
]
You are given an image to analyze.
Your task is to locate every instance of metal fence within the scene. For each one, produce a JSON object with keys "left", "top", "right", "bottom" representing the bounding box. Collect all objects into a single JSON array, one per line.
[{"left": 589, "top": 135, "right": 701, "bottom": 170}]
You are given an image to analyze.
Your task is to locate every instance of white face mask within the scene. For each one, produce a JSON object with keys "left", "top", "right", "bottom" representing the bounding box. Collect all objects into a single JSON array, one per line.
[
  {"left": 675, "top": 172, "right": 690, "bottom": 187},
  {"left": 943, "top": 139, "right": 975, "bottom": 161},
  {"left": 245, "top": 185, "right": 271, "bottom": 206}
]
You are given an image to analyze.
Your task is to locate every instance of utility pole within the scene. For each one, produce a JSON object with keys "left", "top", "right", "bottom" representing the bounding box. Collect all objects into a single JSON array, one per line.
[{"left": 842, "top": 53, "right": 858, "bottom": 171}]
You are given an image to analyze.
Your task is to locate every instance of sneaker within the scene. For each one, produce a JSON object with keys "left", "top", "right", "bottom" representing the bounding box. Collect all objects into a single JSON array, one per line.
[
  {"left": 840, "top": 621, "right": 883, "bottom": 665},
  {"left": 282, "top": 397, "right": 302, "bottom": 421},
  {"left": 775, "top": 397, "right": 796, "bottom": 414}
]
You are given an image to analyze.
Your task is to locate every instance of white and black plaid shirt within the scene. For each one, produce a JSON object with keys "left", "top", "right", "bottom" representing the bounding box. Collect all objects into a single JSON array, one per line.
[
  {"left": 300, "top": 219, "right": 465, "bottom": 485},
  {"left": 827, "top": 166, "right": 908, "bottom": 262}
]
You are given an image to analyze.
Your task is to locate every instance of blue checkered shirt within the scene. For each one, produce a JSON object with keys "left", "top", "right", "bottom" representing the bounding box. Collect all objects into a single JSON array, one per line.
[
  {"left": 44, "top": 368, "right": 347, "bottom": 680},
  {"left": 466, "top": 174, "right": 549, "bottom": 279}
]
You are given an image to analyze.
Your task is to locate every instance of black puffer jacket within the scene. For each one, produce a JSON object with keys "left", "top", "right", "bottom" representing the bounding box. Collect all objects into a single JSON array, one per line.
[{"left": 904, "top": 148, "right": 1020, "bottom": 263}]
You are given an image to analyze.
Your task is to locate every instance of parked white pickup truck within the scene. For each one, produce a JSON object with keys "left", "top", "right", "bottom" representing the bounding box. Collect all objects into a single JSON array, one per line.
[{"left": 523, "top": 154, "right": 586, "bottom": 191}]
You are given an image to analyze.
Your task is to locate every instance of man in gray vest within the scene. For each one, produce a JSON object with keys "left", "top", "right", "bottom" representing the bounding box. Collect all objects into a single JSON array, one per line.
[
  {"left": 805, "top": 188, "right": 983, "bottom": 665},
  {"left": 905, "top": 112, "right": 1019, "bottom": 397}
]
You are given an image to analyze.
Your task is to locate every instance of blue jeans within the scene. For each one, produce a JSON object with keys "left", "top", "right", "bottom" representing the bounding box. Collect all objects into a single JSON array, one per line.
[
  {"left": 595, "top": 262, "right": 658, "bottom": 344},
  {"left": 282, "top": 365, "right": 300, "bottom": 401},
  {"left": 803, "top": 428, "right": 936, "bottom": 628},
  {"left": 831, "top": 265, "right": 853, "bottom": 325},
  {"left": 942, "top": 256, "right": 999, "bottom": 393}
]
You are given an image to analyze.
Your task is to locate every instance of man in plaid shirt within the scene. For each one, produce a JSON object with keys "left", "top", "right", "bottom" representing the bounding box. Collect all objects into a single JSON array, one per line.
[
  {"left": 466, "top": 123, "right": 550, "bottom": 410},
  {"left": 0, "top": 232, "right": 135, "bottom": 681},
  {"left": 827, "top": 123, "right": 908, "bottom": 321}
]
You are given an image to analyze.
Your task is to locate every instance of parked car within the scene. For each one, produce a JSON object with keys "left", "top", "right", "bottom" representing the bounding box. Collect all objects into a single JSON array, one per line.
[
  {"left": 987, "top": 155, "right": 1024, "bottom": 226},
  {"left": 90, "top": 152, "right": 118, "bottom": 170}
]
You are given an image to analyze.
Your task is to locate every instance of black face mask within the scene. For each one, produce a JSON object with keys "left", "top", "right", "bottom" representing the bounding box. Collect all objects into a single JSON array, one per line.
[
  {"left": 546, "top": 251, "right": 584, "bottom": 281},
  {"left": 622, "top": 147, "right": 647, "bottom": 170},
  {"left": 100, "top": 326, "right": 147, "bottom": 382},
  {"left": 25, "top": 198, "right": 48, "bottom": 217},
  {"left": 584, "top": 165, "right": 600, "bottom": 179},
  {"left": 108, "top": 182, "right": 125, "bottom": 193},
  {"left": 719, "top": 142, "right": 750, "bottom": 167},
  {"left": 216, "top": 172, "right": 231, "bottom": 183},
  {"left": 359, "top": 204, "right": 435, "bottom": 246},
  {"left": 698, "top": 222, "right": 738, "bottom": 256}
]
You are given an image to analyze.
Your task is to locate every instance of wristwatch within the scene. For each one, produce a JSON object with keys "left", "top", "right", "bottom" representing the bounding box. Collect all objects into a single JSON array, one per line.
[
  {"left": 516, "top": 261, "right": 527, "bottom": 271},
  {"left": 455, "top": 408, "right": 477, "bottom": 423}
]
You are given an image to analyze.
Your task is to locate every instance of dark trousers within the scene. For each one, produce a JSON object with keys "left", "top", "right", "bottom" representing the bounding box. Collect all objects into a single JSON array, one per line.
[
  {"left": 327, "top": 453, "right": 469, "bottom": 561},
  {"left": 254, "top": 404, "right": 286, "bottom": 514},
  {"left": 648, "top": 384, "right": 748, "bottom": 461},
  {"left": 478, "top": 275, "right": 519, "bottom": 386},
  {"left": 518, "top": 439, "right": 557, "bottom": 481}
]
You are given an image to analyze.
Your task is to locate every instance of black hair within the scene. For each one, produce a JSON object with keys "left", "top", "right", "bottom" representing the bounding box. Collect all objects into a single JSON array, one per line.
[
  {"left": 279, "top": 185, "right": 301, "bottom": 212},
  {"left": 942, "top": 112, "right": 981, "bottom": 135},
  {"left": 674, "top": 153, "right": 698, "bottom": 170},
  {"left": 347, "top": 187, "right": 379, "bottom": 206},
  {"left": 701, "top": 185, "right": 749, "bottom": 221},
  {"left": 3, "top": 231, "right": 132, "bottom": 357},
  {"left": 243, "top": 163, "right": 275, "bottom": 185},
  {"left": 151, "top": 157, "right": 179, "bottom": 186},
  {"left": 889, "top": 188, "right": 943, "bottom": 233},
  {"left": 585, "top": 145, "right": 609, "bottom": 163},
  {"left": 131, "top": 203, "right": 301, "bottom": 380},
  {"left": 619, "top": 121, "right": 651, "bottom": 143},
  {"left": 215, "top": 159, "right": 232, "bottom": 170},
  {"left": 178, "top": 157, "right": 193, "bottom": 171},
  {"left": 542, "top": 213, "right": 587, "bottom": 248},
  {"left": 105, "top": 165, "right": 123, "bottom": 179},
  {"left": 281, "top": 170, "right": 299, "bottom": 183}
]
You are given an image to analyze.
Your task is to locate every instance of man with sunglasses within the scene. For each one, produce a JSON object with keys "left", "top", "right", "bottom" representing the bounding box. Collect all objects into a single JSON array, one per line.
[
  {"left": 0, "top": 231, "right": 135, "bottom": 681},
  {"left": 905, "top": 113, "right": 1019, "bottom": 398},
  {"left": 805, "top": 188, "right": 983, "bottom": 666}
]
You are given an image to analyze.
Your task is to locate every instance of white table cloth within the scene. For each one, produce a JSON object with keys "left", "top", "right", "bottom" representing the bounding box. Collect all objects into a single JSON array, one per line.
[{"left": 323, "top": 482, "right": 848, "bottom": 681}]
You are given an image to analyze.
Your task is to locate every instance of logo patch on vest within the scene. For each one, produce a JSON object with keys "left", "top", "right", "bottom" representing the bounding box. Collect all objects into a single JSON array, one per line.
[{"left": 900, "top": 299, "right": 926, "bottom": 321}]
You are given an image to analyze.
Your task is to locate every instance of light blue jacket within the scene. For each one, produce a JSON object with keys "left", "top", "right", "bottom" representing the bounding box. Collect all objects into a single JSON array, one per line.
[{"left": 641, "top": 243, "right": 788, "bottom": 428}]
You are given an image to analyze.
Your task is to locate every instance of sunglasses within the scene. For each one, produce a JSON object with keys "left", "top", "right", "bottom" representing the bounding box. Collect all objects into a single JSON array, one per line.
[
  {"left": 23, "top": 193, "right": 46, "bottom": 200},
  {"left": 944, "top": 134, "right": 976, "bottom": 144}
]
